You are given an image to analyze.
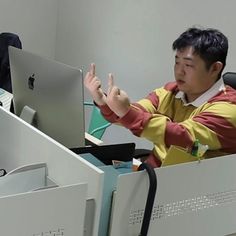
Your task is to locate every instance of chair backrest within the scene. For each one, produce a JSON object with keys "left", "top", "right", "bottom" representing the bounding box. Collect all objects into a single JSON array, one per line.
[
  {"left": 223, "top": 72, "right": 236, "bottom": 89},
  {"left": 0, "top": 32, "right": 22, "bottom": 92},
  {"left": 84, "top": 102, "right": 111, "bottom": 139}
]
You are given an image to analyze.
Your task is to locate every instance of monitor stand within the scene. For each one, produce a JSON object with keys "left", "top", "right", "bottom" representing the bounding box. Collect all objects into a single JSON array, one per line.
[{"left": 19, "top": 105, "right": 37, "bottom": 126}]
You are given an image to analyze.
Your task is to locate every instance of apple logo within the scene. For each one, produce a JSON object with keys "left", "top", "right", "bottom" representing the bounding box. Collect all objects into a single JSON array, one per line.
[{"left": 28, "top": 74, "right": 35, "bottom": 90}]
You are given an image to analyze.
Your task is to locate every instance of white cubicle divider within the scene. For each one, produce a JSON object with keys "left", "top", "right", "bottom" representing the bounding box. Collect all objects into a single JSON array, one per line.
[
  {"left": 0, "top": 183, "right": 87, "bottom": 235},
  {"left": 0, "top": 107, "right": 104, "bottom": 236},
  {"left": 109, "top": 154, "right": 236, "bottom": 236}
]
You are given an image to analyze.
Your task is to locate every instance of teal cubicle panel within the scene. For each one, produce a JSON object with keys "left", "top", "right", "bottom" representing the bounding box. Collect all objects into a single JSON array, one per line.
[{"left": 80, "top": 153, "right": 133, "bottom": 236}]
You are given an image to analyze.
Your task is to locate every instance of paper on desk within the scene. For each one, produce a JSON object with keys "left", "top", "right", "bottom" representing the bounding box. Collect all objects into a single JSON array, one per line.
[
  {"left": 0, "top": 163, "right": 48, "bottom": 197},
  {"left": 5, "top": 163, "right": 47, "bottom": 176},
  {"left": 162, "top": 145, "right": 203, "bottom": 167}
]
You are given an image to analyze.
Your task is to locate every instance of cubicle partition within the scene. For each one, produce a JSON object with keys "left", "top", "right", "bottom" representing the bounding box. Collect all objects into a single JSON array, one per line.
[
  {"left": 109, "top": 154, "right": 236, "bottom": 236},
  {"left": 2, "top": 104, "right": 236, "bottom": 236},
  {"left": 0, "top": 107, "right": 104, "bottom": 236}
]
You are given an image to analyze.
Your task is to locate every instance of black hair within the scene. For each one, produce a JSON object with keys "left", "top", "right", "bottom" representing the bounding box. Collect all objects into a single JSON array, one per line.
[{"left": 172, "top": 27, "right": 228, "bottom": 79}]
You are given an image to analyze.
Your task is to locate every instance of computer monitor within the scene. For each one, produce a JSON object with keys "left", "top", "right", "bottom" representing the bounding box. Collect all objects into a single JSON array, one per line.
[{"left": 9, "top": 46, "right": 85, "bottom": 148}]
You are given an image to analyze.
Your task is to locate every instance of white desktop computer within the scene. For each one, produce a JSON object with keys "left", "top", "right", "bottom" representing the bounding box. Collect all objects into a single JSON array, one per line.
[{"left": 9, "top": 46, "right": 85, "bottom": 148}]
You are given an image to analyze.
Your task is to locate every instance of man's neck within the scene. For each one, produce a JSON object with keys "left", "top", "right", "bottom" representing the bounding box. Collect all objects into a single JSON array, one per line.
[{"left": 185, "top": 93, "right": 201, "bottom": 103}]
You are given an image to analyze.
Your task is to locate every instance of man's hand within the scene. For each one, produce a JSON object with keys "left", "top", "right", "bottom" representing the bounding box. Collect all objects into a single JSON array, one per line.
[
  {"left": 106, "top": 73, "right": 130, "bottom": 117},
  {"left": 84, "top": 63, "right": 106, "bottom": 106}
]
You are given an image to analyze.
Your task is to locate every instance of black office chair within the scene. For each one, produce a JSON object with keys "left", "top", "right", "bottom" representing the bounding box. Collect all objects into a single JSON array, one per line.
[
  {"left": 223, "top": 72, "right": 236, "bottom": 89},
  {"left": 0, "top": 32, "right": 22, "bottom": 92}
]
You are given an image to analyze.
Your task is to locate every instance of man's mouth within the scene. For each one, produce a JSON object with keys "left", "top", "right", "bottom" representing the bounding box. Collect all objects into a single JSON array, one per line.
[{"left": 176, "top": 79, "right": 185, "bottom": 85}]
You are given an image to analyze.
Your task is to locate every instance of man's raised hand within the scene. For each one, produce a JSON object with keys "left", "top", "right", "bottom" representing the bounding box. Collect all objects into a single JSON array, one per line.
[
  {"left": 106, "top": 73, "right": 130, "bottom": 117},
  {"left": 84, "top": 63, "right": 106, "bottom": 105}
]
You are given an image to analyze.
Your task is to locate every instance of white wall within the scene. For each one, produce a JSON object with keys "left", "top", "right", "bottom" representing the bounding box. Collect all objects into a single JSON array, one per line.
[
  {"left": 55, "top": 0, "right": 236, "bottom": 149},
  {"left": 0, "top": 0, "right": 58, "bottom": 58}
]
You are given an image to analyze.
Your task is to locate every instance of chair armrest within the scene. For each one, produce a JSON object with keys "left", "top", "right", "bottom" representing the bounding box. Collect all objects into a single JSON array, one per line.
[
  {"left": 133, "top": 148, "right": 152, "bottom": 162},
  {"left": 85, "top": 132, "right": 103, "bottom": 146}
]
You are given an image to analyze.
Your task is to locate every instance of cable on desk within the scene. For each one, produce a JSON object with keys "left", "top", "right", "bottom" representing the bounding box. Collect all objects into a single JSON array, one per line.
[
  {"left": 138, "top": 163, "right": 157, "bottom": 236},
  {"left": 0, "top": 168, "right": 7, "bottom": 177}
]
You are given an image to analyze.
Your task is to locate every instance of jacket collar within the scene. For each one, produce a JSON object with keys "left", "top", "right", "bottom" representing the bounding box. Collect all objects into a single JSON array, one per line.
[{"left": 175, "top": 78, "right": 225, "bottom": 107}]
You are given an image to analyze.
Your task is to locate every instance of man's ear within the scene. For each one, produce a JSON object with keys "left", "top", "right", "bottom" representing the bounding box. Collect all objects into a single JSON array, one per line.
[{"left": 210, "top": 61, "right": 223, "bottom": 77}]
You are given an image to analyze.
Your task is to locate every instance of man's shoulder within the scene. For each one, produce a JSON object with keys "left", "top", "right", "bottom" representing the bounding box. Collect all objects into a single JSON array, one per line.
[
  {"left": 163, "top": 81, "right": 179, "bottom": 92},
  {"left": 153, "top": 82, "right": 179, "bottom": 98},
  {"left": 159, "top": 82, "right": 179, "bottom": 96},
  {"left": 209, "top": 85, "right": 236, "bottom": 104}
]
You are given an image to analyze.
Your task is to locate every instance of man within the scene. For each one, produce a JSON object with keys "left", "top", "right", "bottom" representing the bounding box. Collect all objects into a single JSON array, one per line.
[{"left": 84, "top": 27, "right": 236, "bottom": 168}]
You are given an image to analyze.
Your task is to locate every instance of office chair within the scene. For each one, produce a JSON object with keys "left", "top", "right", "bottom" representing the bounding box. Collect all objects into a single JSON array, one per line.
[
  {"left": 84, "top": 101, "right": 111, "bottom": 140},
  {"left": 0, "top": 32, "right": 22, "bottom": 92},
  {"left": 223, "top": 72, "right": 236, "bottom": 89}
]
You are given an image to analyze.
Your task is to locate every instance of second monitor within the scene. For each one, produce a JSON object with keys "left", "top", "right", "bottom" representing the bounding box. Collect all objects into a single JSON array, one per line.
[{"left": 9, "top": 46, "right": 85, "bottom": 148}]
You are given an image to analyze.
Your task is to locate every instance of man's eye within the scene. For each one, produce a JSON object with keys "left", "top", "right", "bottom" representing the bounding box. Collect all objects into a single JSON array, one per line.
[{"left": 186, "top": 64, "right": 193, "bottom": 67}]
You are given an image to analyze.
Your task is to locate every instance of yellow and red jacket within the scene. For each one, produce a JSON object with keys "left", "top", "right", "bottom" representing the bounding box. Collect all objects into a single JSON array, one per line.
[{"left": 99, "top": 81, "right": 236, "bottom": 166}]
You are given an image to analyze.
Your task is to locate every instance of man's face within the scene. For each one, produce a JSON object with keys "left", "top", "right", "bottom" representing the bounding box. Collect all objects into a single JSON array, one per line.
[{"left": 174, "top": 46, "right": 219, "bottom": 102}]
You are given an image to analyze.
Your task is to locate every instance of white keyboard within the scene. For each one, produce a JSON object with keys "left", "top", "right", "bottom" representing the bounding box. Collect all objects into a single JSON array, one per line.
[{"left": 0, "top": 88, "right": 13, "bottom": 111}]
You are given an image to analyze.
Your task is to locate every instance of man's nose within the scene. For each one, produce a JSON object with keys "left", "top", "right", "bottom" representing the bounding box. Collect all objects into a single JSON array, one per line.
[{"left": 175, "top": 64, "right": 185, "bottom": 76}]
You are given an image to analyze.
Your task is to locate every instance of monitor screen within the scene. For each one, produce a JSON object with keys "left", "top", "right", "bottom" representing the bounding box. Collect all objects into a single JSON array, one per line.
[{"left": 9, "top": 46, "right": 85, "bottom": 148}]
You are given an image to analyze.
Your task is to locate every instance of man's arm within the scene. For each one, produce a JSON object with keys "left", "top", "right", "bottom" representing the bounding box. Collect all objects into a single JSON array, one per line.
[{"left": 118, "top": 100, "right": 236, "bottom": 155}]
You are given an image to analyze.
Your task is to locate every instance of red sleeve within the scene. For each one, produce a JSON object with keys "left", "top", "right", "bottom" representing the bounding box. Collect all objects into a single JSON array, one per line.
[
  {"left": 98, "top": 104, "right": 120, "bottom": 123},
  {"left": 118, "top": 106, "right": 152, "bottom": 136}
]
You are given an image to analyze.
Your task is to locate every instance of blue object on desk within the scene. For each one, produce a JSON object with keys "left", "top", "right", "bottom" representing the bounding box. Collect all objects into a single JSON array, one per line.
[
  {"left": 79, "top": 153, "right": 132, "bottom": 236},
  {"left": 0, "top": 88, "right": 5, "bottom": 95}
]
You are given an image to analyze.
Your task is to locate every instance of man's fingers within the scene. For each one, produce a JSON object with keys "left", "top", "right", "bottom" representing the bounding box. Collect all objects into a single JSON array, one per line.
[
  {"left": 120, "top": 89, "right": 127, "bottom": 97},
  {"left": 107, "top": 73, "right": 114, "bottom": 94},
  {"left": 109, "top": 86, "right": 121, "bottom": 97},
  {"left": 108, "top": 73, "right": 114, "bottom": 86},
  {"left": 85, "top": 63, "right": 95, "bottom": 84},
  {"left": 84, "top": 72, "right": 92, "bottom": 85},
  {"left": 93, "top": 79, "right": 102, "bottom": 90},
  {"left": 90, "top": 63, "right": 96, "bottom": 76},
  {"left": 84, "top": 71, "right": 96, "bottom": 85}
]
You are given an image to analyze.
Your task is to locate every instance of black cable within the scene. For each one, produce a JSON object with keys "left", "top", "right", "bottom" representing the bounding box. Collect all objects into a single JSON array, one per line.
[
  {"left": 138, "top": 163, "right": 157, "bottom": 236},
  {"left": 0, "top": 168, "right": 7, "bottom": 177}
]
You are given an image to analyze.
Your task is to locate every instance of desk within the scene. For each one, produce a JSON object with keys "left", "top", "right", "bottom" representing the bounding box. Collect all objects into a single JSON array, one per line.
[{"left": 0, "top": 88, "right": 13, "bottom": 111}]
